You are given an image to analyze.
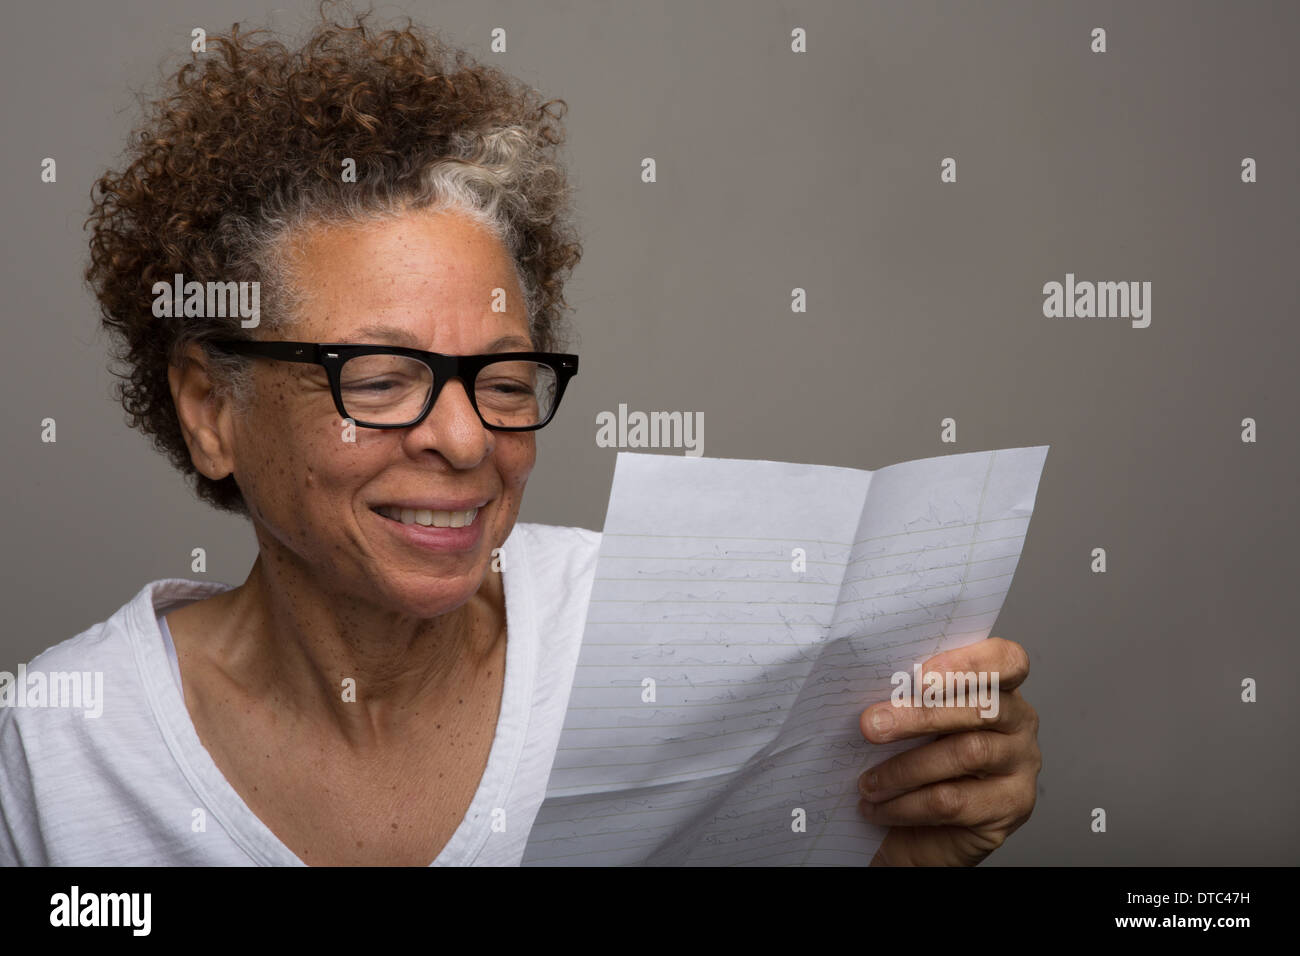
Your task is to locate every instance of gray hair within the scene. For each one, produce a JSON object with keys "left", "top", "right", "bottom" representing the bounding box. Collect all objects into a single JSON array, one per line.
[{"left": 194, "top": 123, "right": 569, "bottom": 410}]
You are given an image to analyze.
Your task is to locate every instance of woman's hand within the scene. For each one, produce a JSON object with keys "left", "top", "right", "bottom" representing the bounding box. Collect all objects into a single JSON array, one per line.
[{"left": 857, "top": 637, "right": 1041, "bottom": 866}]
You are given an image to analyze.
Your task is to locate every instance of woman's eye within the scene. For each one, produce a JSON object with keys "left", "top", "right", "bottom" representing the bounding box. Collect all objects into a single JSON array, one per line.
[
  {"left": 479, "top": 380, "right": 532, "bottom": 396},
  {"left": 345, "top": 378, "right": 399, "bottom": 392}
]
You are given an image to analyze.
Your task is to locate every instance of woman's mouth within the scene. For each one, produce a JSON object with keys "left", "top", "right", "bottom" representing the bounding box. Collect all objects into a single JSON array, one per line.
[
  {"left": 369, "top": 503, "right": 487, "bottom": 554},
  {"left": 372, "top": 505, "right": 479, "bottom": 528}
]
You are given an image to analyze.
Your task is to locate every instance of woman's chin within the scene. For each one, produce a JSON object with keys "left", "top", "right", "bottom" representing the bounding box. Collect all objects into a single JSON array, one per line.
[{"left": 374, "top": 573, "right": 487, "bottom": 619}]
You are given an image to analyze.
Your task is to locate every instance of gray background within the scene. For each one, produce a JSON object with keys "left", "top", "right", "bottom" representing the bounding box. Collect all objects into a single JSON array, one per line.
[{"left": 1, "top": 0, "right": 1296, "bottom": 865}]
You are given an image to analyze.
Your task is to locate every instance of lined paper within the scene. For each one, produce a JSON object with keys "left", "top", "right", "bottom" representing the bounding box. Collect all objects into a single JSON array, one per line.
[{"left": 521, "top": 446, "right": 1049, "bottom": 866}]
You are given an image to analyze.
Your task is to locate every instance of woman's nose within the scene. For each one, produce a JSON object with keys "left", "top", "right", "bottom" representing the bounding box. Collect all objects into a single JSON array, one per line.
[{"left": 406, "top": 377, "right": 492, "bottom": 465}]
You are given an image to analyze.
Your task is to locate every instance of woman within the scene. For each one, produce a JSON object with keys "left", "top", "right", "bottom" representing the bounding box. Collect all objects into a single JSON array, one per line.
[{"left": 0, "top": 12, "right": 1039, "bottom": 866}]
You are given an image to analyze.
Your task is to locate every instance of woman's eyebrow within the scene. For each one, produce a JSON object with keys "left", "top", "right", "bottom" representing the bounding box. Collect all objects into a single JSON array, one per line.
[
  {"left": 339, "top": 323, "right": 421, "bottom": 346},
  {"left": 336, "top": 324, "right": 534, "bottom": 352},
  {"left": 483, "top": 335, "right": 535, "bottom": 352}
]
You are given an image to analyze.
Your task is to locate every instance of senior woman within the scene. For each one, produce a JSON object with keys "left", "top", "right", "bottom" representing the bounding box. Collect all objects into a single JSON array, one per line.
[{"left": 0, "top": 13, "right": 1039, "bottom": 867}]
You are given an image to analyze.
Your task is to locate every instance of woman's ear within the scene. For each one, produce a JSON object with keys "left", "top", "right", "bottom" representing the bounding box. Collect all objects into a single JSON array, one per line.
[{"left": 168, "top": 343, "right": 238, "bottom": 480}]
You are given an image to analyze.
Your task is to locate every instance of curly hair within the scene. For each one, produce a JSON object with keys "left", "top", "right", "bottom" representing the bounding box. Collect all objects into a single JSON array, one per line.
[{"left": 85, "top": 4, "right": 583, "bottom": 515}]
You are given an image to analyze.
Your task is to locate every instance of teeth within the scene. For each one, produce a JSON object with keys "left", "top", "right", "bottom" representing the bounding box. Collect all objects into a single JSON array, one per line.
[{"left": 377, "top": 506, "right": 478, "bottom": 527}]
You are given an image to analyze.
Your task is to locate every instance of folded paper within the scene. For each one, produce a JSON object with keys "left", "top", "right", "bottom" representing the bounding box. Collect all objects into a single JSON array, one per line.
[{"left": 522, "top": 445, "right": 1050, "bottom": 865}]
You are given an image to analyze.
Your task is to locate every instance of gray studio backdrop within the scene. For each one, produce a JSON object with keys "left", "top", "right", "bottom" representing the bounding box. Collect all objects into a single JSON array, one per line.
[{"left": 1, "top": 0, "right": 1296, "bottom": 865}]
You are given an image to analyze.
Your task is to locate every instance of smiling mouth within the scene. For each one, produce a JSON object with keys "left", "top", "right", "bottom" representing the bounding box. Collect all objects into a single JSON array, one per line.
[{"left": 372, "top": 506, "right": 479, "bottom": 528}]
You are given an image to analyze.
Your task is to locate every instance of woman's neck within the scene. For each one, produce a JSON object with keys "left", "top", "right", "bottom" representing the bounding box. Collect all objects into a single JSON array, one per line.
[{"left": 176, "top": 550, "right": 507, "bottom": 749}]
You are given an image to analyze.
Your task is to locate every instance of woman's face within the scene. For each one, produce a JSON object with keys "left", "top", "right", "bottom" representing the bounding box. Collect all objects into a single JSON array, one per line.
[{"left": 226, "top": 207, "right": 536, "bottom": 617}]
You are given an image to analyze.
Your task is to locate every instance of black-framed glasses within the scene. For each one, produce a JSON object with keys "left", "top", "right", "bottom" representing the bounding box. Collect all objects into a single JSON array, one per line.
[{"left": 209, "top": 340, "right": 578, "bottom": 431}]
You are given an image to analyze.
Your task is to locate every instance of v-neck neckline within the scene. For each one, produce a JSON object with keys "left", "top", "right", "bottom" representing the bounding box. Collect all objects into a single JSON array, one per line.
[{"left": 126, "top": 531, "right": 536, "bottom": 866}]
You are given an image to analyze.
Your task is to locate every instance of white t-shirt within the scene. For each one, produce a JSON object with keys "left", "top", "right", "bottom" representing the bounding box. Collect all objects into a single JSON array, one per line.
[{"left": 0, "top": 522, "right": 601, "bottom": 866}]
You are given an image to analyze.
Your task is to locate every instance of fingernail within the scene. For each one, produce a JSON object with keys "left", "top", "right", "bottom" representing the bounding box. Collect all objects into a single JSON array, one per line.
[
  {"left": 859, "top": 771, "right": 879, "bottom": 794},
  {"left": 871, "top": 708, "right": 894, "bottom": 737}
]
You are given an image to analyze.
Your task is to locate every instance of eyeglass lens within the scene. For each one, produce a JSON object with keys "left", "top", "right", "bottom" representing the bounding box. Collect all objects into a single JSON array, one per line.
[{"left": 338, "top": 354, "right": 558, "bottom": 427}]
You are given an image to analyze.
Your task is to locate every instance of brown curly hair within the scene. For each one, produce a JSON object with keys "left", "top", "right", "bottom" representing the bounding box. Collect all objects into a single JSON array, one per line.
[{"left": 85, "top": 3, "right": 583, "bottom": 515}]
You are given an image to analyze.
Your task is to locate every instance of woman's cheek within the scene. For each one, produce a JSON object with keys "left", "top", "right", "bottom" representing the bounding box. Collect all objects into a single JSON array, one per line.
[
  {"left": 235, "top": 428, "right": 327, "bottom": 548},
  {"left": 502, "top": 442, "right": 535, "bottom": 508},
  {"left": 506, "top": 435, "right": 537, "bottom": 487}
]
